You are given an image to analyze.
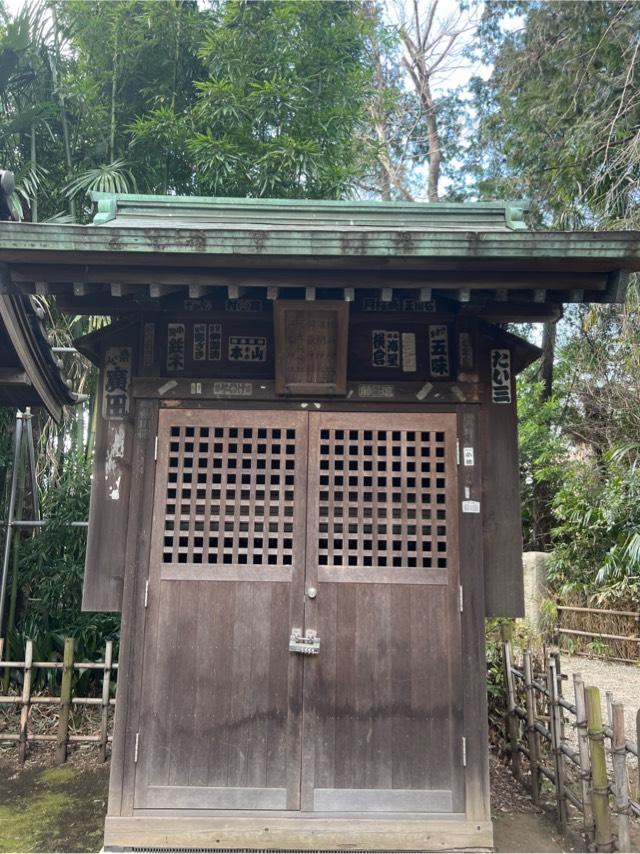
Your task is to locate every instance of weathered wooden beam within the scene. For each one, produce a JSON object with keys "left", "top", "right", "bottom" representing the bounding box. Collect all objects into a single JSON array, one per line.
[
  {"left": 474, "top": 301, "right": 563, "bottom": 323},
  {"left": 149, "top": 283, "right": 182, "bottom": 299},
  {"left": 188, "top": 283, "right": 213, "bottom": 299},
  {"left": 110, "top": 283, "right": 138, "bottom": 298},
  {"left": 9, "top": 263, "right": 611, "bottom": 292},
  {"left": 0, "top": 368, "right": 31, "bottom": 386}
]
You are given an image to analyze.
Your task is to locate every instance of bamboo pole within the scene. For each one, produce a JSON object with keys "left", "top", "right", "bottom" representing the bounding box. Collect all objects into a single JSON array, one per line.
[
  {"left": 502, "top": 628, "right": 521, "bottom": 780},
  {"left": 585, "top": 686, "right": 613, "bottom": 852},
  {"left": 18, "top": 640, "right": 33, "bottom": 764},
  {"left": 611, "top": 702, "right": 630, "bottom": 852},
  {"left": 548, "top": 658, "right": 568, "bottom": 832},
  {"left": 99, "top": 641, "right": 113, "bottom": 763},
  {"left": 56, "top": 638, "right": 74, "bottom": 764},
  {"left": 573, "top": 673, "right": 594, "bottom": 842},
  {"left": 523, "top": 649, "right": 540, "bottom": 804},
  {"left": 606, "top": 691, "right": 613, "bottom": 728}
]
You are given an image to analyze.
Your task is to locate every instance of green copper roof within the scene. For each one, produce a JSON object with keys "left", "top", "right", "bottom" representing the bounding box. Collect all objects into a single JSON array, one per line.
[{"left": 91, "top": 192, "right": 530, "bottom": 231}]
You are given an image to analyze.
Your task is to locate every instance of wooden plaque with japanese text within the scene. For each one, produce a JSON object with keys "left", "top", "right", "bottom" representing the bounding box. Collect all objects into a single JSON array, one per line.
[{"left": 274, "top": 300, "right": 348, "bottom": 396}]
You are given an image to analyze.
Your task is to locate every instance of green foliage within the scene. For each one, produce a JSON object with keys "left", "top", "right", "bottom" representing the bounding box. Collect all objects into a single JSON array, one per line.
[
  {"left": 190, "top": 1, "right": 372, "bottom": 198},
  {"left": 517, "top": 373, "right": 566, "bottom": 548},
  {"left": 8, "top": 449, "right": 119, "bottom": 669},
  {"left": 63, "top": 158, "right": 137, "bottom": 199},
  {"left": 473, "top": 1, "right": 640, "bottom": 228}
]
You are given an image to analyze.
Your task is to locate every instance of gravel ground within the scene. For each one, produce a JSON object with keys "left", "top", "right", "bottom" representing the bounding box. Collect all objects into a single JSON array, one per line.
[{"left": 559, "top": 653, "right": 639, "bottom": 789}]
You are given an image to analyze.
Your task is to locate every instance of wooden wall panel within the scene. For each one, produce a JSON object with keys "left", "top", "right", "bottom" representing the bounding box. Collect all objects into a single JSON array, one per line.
[
  {"left": 479, "top": 334, "right": 525, "bottom": 618},
  {"left": 82, "top": 324, "right": 138, "bottom": 612}
]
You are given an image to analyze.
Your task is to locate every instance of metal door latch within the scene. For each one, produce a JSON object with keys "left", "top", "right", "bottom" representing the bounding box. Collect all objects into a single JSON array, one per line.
[{"left": 289, "top": 628, "right": 320, "bottom": 655}]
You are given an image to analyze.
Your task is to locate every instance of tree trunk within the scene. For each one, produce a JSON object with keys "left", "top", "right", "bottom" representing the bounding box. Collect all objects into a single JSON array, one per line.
[
  {"left": 532, "top": 320, "right": 557, "bottom": 549},
  {"left": 30, "top": 125, "right": 38, "bottom": 223},
  {"left": 50, "top": 3, "right": 76, "bottom": 220}
]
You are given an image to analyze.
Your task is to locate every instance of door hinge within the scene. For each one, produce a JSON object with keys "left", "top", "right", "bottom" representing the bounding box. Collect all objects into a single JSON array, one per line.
[
  {"left": 134, "top": 732, "right": 140, "bottom": 763},
  {"left": 144, "top": 579, "right": 149, "bottom": 608},
  {"left": 154, "top": 435, "right": 158, "bottom": 460},
  {"left": 459, "top": 585, "right": 464, "bottom": 613},
  {"left": 462, "top": 736, "right": 467, "bottom": 767}
]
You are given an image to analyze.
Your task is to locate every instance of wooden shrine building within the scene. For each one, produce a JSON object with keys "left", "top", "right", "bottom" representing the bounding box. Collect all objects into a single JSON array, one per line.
[{"left": 1, "top": 194, "right": 639, "bottom": 852}]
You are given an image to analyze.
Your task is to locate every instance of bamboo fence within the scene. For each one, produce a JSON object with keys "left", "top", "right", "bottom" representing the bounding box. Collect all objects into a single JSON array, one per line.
[
  {"left": 0, "top": 637, "right": 117, "bottom": 763},
  {"left": 496, "top": 626, "right": 640, "bottom": 852},
  {"left": 555, "top": 604, "right": 640, "bottom": 663}
]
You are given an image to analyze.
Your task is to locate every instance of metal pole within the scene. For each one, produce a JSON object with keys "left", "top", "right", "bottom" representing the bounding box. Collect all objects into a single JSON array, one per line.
[
  {"left": 0, "top": 411, "right": 24, "bottom": 637},
  {"left": 7, "top": 520, "right": 88, "bottom": 528},
  {"left": 24, "top": 408, "right": 40, "bottom": 523}
]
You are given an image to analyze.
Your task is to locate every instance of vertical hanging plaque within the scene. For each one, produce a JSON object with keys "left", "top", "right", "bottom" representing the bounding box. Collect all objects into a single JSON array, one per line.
[
  {"left": 193, "top": 323, "right": 207, "bottom": 361},
  {"left": 167, "top": 323, "right": 185, "bottom": 372},
  {"left": 143, "top": 323, "right": 155, "bottom": 368},
  {"left": 491, "top": 349, "right": 512, "bottom": 403},
  {"left": 102, "top": 347, "right": 132, "bottom": 420},
  {"left": 208, "top": 323, "right": 222, "bottom": 361},
  {"left": 371, "top": 330, "right": 401, "bottom": 367},
  {"left": 428, "top": 325, "right": 450, "bottom": 377}
]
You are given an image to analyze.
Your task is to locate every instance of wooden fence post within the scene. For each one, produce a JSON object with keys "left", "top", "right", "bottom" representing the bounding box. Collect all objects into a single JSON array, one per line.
[
  {"left": 523, "top": 649, "right": 540, "bottom": 804},
  {"left": 502, "top": 627, "right": 521, "bottom": 781},
  {"left": 548, "top": 657, "right": 567, "bottom": 833},
  {"left": 99, "top": 640, "right": 113, "bottom": 763},
  {"left": 18, "top": 640, "right": 33, "bottom": 764},
  {"left": 56, "top": 637, "right": 74, "bottom": 764},
  {"left": 573, "top": 673, "right": 594, "bottom": 843},
  {"left": 611, "top": 702, "right": 630, "bottom": 853},
  {"left": 585, "top": 686, "right": 613, "bottom": 852}
]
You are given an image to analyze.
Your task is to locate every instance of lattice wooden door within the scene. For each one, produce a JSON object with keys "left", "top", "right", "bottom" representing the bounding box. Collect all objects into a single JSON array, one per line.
[
  {"left": 134, "top": 409, "right": 308, "bottom": 811},
  {"left": 301, "top": 412, "right": 464, "bottom": 814},
  {"left": 134, "top": 408, "right": 463, "bottom": 816}
]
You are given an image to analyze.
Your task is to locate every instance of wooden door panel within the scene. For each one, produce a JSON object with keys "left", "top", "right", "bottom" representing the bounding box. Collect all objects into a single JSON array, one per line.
[
  {"left": 134, "top": 410, "right": 307, "bottom": 811},
  {"left": 302, "top": 412, "right": 463, "bottom": 814}
]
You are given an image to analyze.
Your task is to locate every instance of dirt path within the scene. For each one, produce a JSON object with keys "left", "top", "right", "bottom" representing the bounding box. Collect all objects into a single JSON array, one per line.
[
  {"left": 0, "top": 745, "right": 631, "bottom": 853},
  {"left": 560, "top": 653, "right": 640, "bottom": 787}
]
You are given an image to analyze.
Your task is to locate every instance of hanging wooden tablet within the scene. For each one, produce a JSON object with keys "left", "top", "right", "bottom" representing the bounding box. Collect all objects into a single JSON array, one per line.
[{"left": 274, "top": 300, "right": 349, "bottom": 395}]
